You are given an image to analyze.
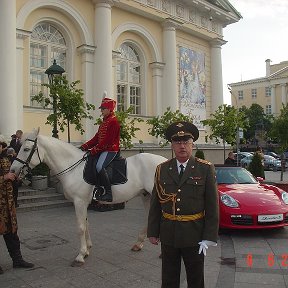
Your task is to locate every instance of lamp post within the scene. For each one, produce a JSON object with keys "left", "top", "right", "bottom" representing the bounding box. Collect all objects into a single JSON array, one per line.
[{"left": 45, "top": 59, "right": 65, "bottom": 138}]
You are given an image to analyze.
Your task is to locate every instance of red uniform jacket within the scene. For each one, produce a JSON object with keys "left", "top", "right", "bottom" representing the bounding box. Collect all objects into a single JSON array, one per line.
[{"left": 81, "top": 113, "right": 120, "bottom": 155}]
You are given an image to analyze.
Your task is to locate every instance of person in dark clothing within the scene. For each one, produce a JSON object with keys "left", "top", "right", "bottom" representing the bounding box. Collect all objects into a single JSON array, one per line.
[
  {"left": 9, "top": 130, "right": 23, "bottom": 154},
  {"left": 7, "top": 147, "right": 20, "bottom": 207},
  {"left": 0, "top": 139, "right": 34, "bottom": 275},
  {"left": 224, "top": 151, "right": 237, "bottom": 166}
]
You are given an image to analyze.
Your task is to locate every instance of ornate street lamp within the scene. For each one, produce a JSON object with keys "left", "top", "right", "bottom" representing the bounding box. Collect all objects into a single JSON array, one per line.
[{"left": 45, "top": 59, "right": 65, "bottom": 138}]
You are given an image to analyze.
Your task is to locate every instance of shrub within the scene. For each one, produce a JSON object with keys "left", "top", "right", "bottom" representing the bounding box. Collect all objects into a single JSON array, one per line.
[
  {"left": 31, "top": 163, "right": 50, "bottom": 176},
  {"left": 195, "top": 150, "right": 205, "bottom": 160},
  {"left": 248, "top": 153, "right": 265, "bottom": 179}
]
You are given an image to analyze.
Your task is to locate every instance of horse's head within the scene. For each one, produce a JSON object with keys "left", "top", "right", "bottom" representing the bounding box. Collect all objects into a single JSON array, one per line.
[{"left": 10, "top": 128, "right": 42, "bottom": 178}]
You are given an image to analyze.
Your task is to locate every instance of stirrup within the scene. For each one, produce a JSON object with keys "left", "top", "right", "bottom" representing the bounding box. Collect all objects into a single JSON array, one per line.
[{"left": 92, "top": 186, "right": 105, "bottom": 200}]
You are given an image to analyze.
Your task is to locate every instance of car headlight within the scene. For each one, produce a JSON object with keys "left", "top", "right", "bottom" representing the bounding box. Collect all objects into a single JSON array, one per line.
[
  {"left": 281, "top": 191, "right": 288, "bottom": 204},
  {"left": 220, "top": 194, "right": 239, "bottom": 208}
]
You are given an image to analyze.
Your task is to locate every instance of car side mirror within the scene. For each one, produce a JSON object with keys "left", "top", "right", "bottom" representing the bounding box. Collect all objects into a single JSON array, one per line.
[{"left": 256, "top": 177, "right": 264, "bottom": 182}]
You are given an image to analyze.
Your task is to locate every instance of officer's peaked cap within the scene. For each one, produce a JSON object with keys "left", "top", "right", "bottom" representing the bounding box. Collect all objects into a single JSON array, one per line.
[{"left": 165, "top": 121, "right": 199, "bottom": 142}]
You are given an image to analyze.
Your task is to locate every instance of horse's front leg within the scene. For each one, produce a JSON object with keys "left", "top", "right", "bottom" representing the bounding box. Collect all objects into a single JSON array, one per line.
[
  {"left": 85, "top": 218, "right": 92, "bottom": 251},
  {"left": 131, "top": 193, "right": 150, "bottom": 251},
  {"left": 72, "top": 200, "right": 90, "bottom": 266}
]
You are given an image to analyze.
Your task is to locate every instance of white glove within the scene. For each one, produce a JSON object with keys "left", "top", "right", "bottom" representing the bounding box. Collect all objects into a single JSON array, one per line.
[{"left": 198, "top": 240, "right": 217, "bottom": 256}]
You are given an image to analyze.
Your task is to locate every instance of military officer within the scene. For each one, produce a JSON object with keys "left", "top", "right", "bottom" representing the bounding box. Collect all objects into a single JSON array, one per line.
[{"left": 147, "top": 121, "right": 219, "bottom": 288}]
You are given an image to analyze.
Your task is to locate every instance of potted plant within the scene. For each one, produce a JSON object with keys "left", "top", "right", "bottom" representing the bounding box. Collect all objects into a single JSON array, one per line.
[{"left": 31, "top": 163, "right": 50, "bottom": 190}]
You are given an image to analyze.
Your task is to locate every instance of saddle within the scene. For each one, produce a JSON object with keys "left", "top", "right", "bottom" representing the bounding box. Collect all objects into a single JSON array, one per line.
[{"left": 83, "top": 153, "right": 128, "bottom": 186}]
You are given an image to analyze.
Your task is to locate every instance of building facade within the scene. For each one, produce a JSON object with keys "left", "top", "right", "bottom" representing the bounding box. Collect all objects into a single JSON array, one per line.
[
  {"left": 229, "top": 59, "right": 288, "bottom": 117},
  {"left": 0, "top": 0, "right": 240, "bottom": 144}
]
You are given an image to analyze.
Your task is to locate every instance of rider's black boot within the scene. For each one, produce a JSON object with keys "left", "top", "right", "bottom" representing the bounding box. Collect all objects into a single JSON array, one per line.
[{"left": 98, "top": 168, "right": 113, "bottom": 202}]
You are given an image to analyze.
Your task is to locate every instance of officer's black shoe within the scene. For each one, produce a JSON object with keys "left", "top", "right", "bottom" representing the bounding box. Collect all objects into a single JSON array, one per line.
[
  {"left": 13, "top": 259, "right": 34, "bottom": 269},
  {"left": 0, "top": 265, "right": 4, "bottom": 274}
]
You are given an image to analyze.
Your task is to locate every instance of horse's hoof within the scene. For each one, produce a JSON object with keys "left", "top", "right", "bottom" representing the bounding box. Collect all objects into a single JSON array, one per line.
[
  {"left": 131, "top": 244, "right": 143, "bottom": 252},
  {"left": 71, "top": 260, "right": 84, "bottom": 267}
]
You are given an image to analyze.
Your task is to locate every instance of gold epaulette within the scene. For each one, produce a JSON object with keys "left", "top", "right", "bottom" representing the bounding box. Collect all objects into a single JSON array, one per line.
[{"left": 196, "top": 157, "right": 212, "bottom": 165}]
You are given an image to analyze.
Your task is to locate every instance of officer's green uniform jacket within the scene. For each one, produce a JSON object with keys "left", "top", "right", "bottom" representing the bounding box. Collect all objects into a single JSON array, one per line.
[{"left": 147, "top": 156, "right": 219, "bottom": 248}]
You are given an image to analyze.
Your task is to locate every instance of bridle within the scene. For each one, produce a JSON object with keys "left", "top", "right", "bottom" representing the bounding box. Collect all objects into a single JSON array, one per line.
[
  {"left": 13, "top": 138, "right": 40, "bottom": 180},
  {"left": 13, "top": 137, "right": 87, "bottom": 181}
]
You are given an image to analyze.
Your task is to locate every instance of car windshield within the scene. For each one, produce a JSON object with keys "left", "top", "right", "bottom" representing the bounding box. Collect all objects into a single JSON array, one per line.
[{"left": 215, "top": 167, "right": 258, "bottom": 184}]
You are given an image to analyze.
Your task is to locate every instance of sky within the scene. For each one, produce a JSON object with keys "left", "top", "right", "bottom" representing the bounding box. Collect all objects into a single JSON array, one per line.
[{"left": 221, "top": 0, "right": 288, "bottom": 104}]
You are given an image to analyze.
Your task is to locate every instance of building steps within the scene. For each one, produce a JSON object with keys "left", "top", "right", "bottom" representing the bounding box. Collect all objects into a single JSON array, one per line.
[{"left": 16, "top": 185, "right": 73, "bottom": 212}]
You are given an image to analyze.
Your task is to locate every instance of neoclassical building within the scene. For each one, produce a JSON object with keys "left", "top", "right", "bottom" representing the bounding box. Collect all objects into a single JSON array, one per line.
[
  {"left": 229, "top": 59, "right": 288, "bottom": 117},
  {"left": 0, "top": 0, "right": 241, "bottom": 144}
]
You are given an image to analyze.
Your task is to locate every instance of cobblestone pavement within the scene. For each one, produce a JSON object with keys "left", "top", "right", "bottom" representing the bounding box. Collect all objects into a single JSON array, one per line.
[{"left": 0, "top": 170, "right": 288, "bottom": 287}]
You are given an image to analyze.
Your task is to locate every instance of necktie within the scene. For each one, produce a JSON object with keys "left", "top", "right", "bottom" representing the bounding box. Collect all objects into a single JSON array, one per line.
[{"left": 179, "top": 164, "right": 185, "bottom": 179}]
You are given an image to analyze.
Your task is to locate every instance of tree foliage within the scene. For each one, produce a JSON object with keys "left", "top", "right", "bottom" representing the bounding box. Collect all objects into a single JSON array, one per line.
[
  {"left": 240, "top": 104, "right": 273, "bottom": 142},
  {"left": 195, "top": 149, "right": 205, "bottom": 160},
  {"left": 32, "top": 75, "right": 95, "bottom": 142},
  {"left": 202, "top": 104, "right": 248, "bottom": 145},
  {"left": 201, "top": 104, "right": 248, "bottom": 161},
  {"left": 95, "top": 107, "right": 144, "bottom": 149},
  {"left": 269, "top": 104, "right": 288, "bottom": 151},
  {"left": 146, "top": 107, "right": 194, "bottom": 146},
  {"left": 248, "top": 152, "right": 265, "bottom": 179}
]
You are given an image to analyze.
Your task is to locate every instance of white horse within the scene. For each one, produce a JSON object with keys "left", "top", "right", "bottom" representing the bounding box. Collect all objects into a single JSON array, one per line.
[{"left": 10, "top": 128, "right": 167, "bottom": 266}]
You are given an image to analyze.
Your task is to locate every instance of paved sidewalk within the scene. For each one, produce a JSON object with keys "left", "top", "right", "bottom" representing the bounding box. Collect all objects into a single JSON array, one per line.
[
  {"left": 0, "top": 170, "right": 287, "bottom": 288},
  {"left": 0, "top": 197, "right": 221, "bottom": 288}
]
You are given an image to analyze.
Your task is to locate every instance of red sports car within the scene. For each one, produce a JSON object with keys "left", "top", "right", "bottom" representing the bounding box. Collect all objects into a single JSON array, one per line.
[{"left": 215, "top": 166, "right": 288, "bottom": 229}]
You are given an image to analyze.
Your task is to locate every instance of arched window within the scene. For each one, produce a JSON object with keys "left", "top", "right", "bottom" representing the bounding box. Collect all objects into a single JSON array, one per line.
[
  {"left": 116, "top": 43, "right": 142, "bottom": 115},
  {"left": 30, "top": 23, "right": 67, "bottom": 107}
]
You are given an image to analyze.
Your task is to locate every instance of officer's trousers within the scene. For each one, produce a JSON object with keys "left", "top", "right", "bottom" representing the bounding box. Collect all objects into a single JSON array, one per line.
[{"left": 161, "top": 243, "right": 204, "bottom": 288}]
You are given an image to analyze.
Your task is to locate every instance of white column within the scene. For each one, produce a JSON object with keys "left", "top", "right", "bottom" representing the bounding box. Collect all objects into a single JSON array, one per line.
[
  {"left": 162, "top": 19, "right": 180, "bottom": 112},
  {"left": 16, "top": 29, "right": 30, "bottom": 130},
  {"left": 281, "top": 83, "right": 287, "bottom": 106},
  {"left": 210, "top": 38, "right": 226, "bottom": 113},
  {"left": 271, "top": 85, "right": 276, "bottom": 115},
  {"left": 149, "top": 62, "right": 165, "bottom": 117},
  {"left": 93, "top": 0, "right": 113, "bottom": 105},
  {"left": 77, "top": 45, "right": 96, "bottom": 140},
  {"left": 0, "top": 0, "right": 17, "bottom": 136}
]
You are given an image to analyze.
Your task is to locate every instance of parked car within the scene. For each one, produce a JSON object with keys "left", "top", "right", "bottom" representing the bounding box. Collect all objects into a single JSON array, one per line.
[
  {"left": 233, "top": 152, "right": 253, "bottom": 164},
  {"left": 265, "top": 151, "right": 280, "bottom": 159},
  {"left": 241, "top": 154, "right": 287, "bottom": 170},
  {"left": 240, "top": 155, "right": 253, "bottom": 169},
  {"left": 215, "top": 165, "right": 288, "bottom": 229}
]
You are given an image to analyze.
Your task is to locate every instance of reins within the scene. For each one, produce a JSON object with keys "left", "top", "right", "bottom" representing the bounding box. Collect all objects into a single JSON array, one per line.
[{"left": 14, "top": 137, "right": 87, "bottom": 181}]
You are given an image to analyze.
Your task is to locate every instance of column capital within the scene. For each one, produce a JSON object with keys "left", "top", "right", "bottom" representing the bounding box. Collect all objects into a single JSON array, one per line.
[
  {"left": 162, "top": 17, "right": 183, "bottom": 30},
  {"left": 16, "top": 28, "right": 31, "bottom": 39},
  {"left": 149, "top": 61, "right": 165, "bottom": 70},
  {"left": 77, "top": 44, "right": 96, "bottom": 55},
  {"left": 210, "top": 37, "right": 227, "bottom": 48},
  {"left": 280, "top": 83, "right": 287, "bottom": 87},
  {"left": 112, "top": 49, "right": 121, "bottom": 59},
  {"left": 92, "top": 0, "right": 118, "bottom": 6}
]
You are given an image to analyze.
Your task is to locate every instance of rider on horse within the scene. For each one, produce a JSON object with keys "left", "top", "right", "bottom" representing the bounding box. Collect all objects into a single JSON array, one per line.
[{"left": 81, "top": 93, "right": 120, "bottom": 202}]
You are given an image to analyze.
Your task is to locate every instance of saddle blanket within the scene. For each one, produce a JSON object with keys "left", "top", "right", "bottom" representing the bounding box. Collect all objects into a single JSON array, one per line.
[{"left": 83, "top": 154, "right": 128, "bottom": 186}]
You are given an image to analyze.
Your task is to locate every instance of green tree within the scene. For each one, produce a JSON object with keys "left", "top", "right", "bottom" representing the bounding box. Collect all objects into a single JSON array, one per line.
[
  {"left": 195, "top": 149, "right": 205, "bottom": 160},
  {"left": 32, "top": 75, "right": 95, "bottom": 142},
  {"left": 146, "top": 107, "right": 194, "bottom": 147},
  {"left": 248, "top": 152, "right": 265, "bottom": 179},
  {"left": 95, "top": 107, "right": 144, "bottom": 149},
  {"left": 269, "top": 104, "right": 288, "bottom": 151},
  {"left": 240, "top": 104, "right": 273, "bottom": 143},
  {"left": 201, "top": 104, "right": 248, "bottom": 162}
]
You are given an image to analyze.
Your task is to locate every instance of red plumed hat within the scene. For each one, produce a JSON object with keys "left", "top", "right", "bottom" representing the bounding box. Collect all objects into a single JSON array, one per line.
[{"left": 99, "top": 91, "right": 116, "bottom": 111}]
